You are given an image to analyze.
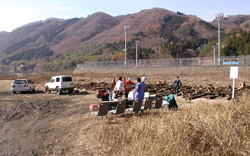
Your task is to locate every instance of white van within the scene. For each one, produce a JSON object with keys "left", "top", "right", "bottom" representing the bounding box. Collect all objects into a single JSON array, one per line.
[{"left": 45, "top": 75, "right": 74, "bottom": 95}]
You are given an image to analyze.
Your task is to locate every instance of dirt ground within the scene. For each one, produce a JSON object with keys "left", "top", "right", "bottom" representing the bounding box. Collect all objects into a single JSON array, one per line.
[
  {"left": 0, "top": 75, "right": 247, "bottom": 156},
  {"left": 0, "top": 80, "right": 102, "bottom": 156}
]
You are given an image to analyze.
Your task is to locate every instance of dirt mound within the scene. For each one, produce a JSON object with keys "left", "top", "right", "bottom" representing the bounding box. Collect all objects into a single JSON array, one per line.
[{"left": 1, "top": 99, "right": 67, "bottom": 122}]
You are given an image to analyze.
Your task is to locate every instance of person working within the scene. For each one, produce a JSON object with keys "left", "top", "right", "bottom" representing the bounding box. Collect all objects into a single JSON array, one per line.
[
  {"left": 124, "top": 78, "right": 133, "bottom": 98},
  {"left": 114, "top": 76, "right": 124, "bottom": 98},
  {"left": 173, "top": 76, "right": 182, "bottom": 93},
  {"left": 141, "top": 75, "right": 151, "bottom": 84},
  {"left": 141, "top": 75, "right": 147, "bottom": 84},
  {"left": 134, "top": 77, "right": 145, "bottom": 101}
]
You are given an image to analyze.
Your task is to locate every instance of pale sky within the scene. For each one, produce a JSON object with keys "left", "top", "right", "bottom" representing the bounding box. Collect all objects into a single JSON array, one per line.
[{"left": 0, "top": 0, "right": 249, "bottom": 32}]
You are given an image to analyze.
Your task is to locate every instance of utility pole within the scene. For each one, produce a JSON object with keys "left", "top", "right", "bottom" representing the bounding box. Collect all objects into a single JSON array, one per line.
[
  {"left": 135, "top": 40, "right": 139, "bottom": 68},
  {"left": 215, "top": 13, "right": 224, "bottom": 65},
  {"left": 212, "top": 45, "right": 216, "bottom": 65},
  {"left": 124, "top": 25, "right": 130, "bottom": 67}
]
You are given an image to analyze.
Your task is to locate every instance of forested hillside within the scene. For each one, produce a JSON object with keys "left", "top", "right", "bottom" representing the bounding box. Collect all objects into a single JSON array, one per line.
[
  {"left": 222, "top": 31, "right": 250, "bottom": 56},
  {"left": 0, "top": 8, "right": 249, "bottom": 72}
]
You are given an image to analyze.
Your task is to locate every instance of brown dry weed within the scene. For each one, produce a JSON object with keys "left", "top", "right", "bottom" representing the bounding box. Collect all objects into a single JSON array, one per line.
[{"left": 86, "top": 96, "right": 250, "bottom": 156}]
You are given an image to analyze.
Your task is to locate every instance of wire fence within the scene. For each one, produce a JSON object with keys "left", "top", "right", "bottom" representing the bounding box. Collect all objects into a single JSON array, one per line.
[{"left": 77, "top": 55, "right": 250, "bottom": 69}]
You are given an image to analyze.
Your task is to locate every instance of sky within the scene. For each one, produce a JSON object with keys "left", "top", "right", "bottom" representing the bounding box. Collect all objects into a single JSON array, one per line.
[{"left": 0, "top": 0, "right": 249, "bottom": 32}]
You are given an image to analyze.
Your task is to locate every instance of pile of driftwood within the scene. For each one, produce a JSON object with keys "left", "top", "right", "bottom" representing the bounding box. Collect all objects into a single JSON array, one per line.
[
  {"left": 147, "top": 81, "right": 249, "bottom": 100},
  {"left": 77, "top": 80, "right": 248, "bottom": 100},
  {"left": 79, "top": 82, "right": 112, "bottom": 91}
]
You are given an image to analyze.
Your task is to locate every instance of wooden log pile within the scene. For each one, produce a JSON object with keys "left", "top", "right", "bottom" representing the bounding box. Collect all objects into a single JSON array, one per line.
[
  {"left": 147, "top": 81, "right": 249, "bottom": 100},
  {"left": 76, "top": 80, "right": 249, "bottom": 100},
  {"left": 79, "top": 82, "right": 112, "bottom": 91}
]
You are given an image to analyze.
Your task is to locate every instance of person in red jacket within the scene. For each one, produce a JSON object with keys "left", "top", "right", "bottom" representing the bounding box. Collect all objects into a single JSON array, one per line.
[{"left": 124, "top": 78, "right": 134, "bottom": 98}]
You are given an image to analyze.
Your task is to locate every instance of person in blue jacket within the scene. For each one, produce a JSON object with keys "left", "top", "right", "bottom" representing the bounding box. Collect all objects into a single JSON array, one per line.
[
  {"left": 134, "top": 77, "right": 145, "bottom": 101},
  {"left": 173, "top": 76, "right": 182, "bottom": 93}
]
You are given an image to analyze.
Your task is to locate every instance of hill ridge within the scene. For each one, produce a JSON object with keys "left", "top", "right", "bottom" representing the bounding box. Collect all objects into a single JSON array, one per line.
[{"left": 0, "top": 8, "right": 249, "bottom": 72}]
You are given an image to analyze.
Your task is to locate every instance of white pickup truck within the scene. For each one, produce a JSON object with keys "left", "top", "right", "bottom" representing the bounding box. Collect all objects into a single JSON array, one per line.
[{"left": 45, "top": 75, "right": 74, "bottom": 95}]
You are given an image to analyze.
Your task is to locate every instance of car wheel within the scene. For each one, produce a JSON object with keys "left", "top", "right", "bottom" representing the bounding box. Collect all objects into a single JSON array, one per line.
[
  {"left": 68, "top": 89, "right": 73, "bottom": 94},
  {"left": 13, "top": 91, "right": 16, "bottom": 94},
  {"left": 56, "top": 87, "right": 62, "bottom": 95},
  {"left": 45, "top": 87, "right": 51, "bottom": 93}
]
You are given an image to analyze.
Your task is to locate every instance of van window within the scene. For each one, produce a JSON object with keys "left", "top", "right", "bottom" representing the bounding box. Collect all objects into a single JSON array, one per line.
[
  {"left": 50, "top": 79, "right": 55, "bottom": 82},
  {"left": 56, "top": 78, "right": 60, "bottom": 82},
  {"left": 27, "top": 80, "right": 33, "bottom": 84},
  {"left": 62, "top": 77, "right": 72, "bottom": 82}
]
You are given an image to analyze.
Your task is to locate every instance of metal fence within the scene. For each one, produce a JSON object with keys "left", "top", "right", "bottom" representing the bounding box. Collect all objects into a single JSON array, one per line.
[{"left": 77, "top": 55, "right": 250, "bottom": 69}]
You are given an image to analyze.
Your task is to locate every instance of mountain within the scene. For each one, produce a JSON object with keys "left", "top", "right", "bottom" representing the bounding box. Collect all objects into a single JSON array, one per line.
[
  {"left": 211, "top": 15, "right": 250, "bottom": 33},
  {"left": 0, "top": 8, "right": 249, "bottom": 72},
  {"left": 51, "top": 12, "right": 119, "bottom": 54}
]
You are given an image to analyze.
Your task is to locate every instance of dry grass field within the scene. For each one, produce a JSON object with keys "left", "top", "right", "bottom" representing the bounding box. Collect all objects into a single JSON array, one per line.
[
  {"left": 85, "top": 96, "right": 249, "bottom": 156},
  {"left": 0, "top": 70, "right": 249, "bottom": 156}
]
